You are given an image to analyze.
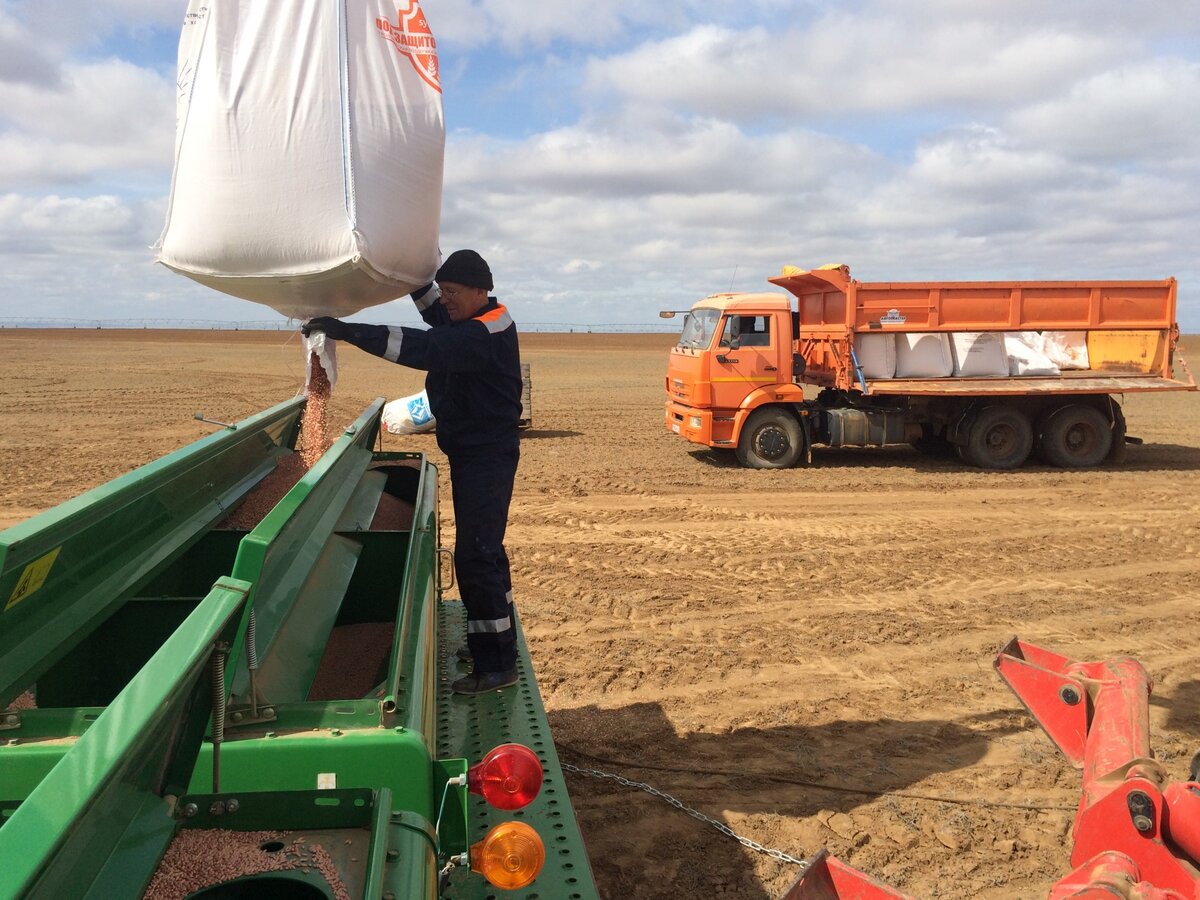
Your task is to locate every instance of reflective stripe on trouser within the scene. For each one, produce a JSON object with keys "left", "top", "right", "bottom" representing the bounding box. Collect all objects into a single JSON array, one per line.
[{"left": 450, "top": 450, "right": 519, "bottom": 673}]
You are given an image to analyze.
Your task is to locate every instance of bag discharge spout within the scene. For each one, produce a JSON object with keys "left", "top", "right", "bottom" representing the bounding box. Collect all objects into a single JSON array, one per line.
[{"left": 156, "top": 0, "right": 445, "bottom": 321}]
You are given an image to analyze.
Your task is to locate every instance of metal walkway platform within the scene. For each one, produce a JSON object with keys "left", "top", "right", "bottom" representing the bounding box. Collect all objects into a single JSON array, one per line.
[{"left": 436, "top": 601, "right": 599, "bottom": 900}]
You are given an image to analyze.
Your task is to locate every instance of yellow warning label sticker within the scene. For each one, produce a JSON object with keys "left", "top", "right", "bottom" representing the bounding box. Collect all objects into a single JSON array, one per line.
[{"left": 6, "top": 547, "right": 62, "bottom": 611}]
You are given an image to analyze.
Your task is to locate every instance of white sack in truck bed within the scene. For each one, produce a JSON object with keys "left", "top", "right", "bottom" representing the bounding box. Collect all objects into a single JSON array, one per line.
[
  {"left": 950, "top": 332, "right": 1008, "bottom": 377},
  {"left": 895, "top": 332, "right": 954, "bottom": 378},
  {"left": 156, "top": 0, "right": 444, "bottom": 320},
  {"left": 853, "top": 333, "right": 897, "bottom": 379}
]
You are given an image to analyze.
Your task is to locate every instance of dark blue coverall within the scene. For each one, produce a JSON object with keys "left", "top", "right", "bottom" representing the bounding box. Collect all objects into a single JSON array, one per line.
[{"left": 340, "top": 285, "right": 522, "bottom": 674}]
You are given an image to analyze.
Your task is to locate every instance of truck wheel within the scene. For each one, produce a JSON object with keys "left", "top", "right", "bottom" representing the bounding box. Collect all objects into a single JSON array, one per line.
[
  {"left": 736, "top": 409, "right": 804, "bottom": 468},
  {"left": 1039, "top": 404, "right": 1112, "bottom": 468},
  {"left": 964, "top": 406, "right": 1033, "bottom": 470}
]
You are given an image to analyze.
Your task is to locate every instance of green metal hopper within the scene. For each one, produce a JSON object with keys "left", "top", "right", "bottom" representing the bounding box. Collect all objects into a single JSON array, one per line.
[{"left": 0, "top": 398, "right": 596, "bottom": 900}]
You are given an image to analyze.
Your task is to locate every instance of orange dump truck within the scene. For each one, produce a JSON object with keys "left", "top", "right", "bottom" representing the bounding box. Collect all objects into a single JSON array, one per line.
[{"left": 664, "top": 264, "right": 1195, "bottom": 469}]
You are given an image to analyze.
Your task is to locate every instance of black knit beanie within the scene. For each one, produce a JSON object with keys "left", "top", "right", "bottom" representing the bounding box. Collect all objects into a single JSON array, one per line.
[{"left": 436, "top": 249, "right": 493, "bottom": 291}]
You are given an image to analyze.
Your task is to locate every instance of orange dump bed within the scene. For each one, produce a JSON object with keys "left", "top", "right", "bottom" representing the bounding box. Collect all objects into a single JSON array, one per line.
[
  {"left": 767, "top": 265, "right": 1192, "bottom": 395},
  {"left": 769, "top": 265, "right": 1177, "bottom": 333}
]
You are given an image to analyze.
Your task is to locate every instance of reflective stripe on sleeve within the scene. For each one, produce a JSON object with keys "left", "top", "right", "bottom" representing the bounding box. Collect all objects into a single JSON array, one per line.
[
  {"left": 384, "top": 327, "right": 404, "bottom": 362},
  {"left": 413, "top": 284, "right": 440, "bottom": 311},
  {"left": 468, "top": 615, "right": 514, "bottom": 634}
]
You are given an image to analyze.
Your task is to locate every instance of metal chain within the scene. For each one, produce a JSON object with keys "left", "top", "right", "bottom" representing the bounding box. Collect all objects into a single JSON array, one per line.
[{"left": 562, "top": 762, "right": 809, "bottom": 868}]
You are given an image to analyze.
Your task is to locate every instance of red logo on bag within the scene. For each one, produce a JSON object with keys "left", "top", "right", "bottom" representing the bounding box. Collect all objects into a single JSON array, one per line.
[{"left": 376, "top": 1, "right": 440, "bottom": 92}]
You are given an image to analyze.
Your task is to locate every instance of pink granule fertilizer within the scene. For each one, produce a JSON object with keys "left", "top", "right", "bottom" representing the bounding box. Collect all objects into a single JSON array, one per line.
[
  {"left": 144, "top": 829, "right": 351, "bottom": 900},
  {"left": 301, "top": 353, "right": 333, "bottom": 469},
  {"left": 218, "top": 352, "right": 333, "bottom": 530}
]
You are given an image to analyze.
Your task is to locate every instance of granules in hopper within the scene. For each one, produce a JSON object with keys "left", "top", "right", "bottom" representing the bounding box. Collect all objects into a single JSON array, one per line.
[
  {"left": 369, "top": 492, "right": 414, "bottom": 531},
  {"left": 301, "top": 352, "right": 333, "bottom": 469},
  {"left": 307, "top": 622, "right": 397, "bottom": 701},
  {"left": 218, "top": 351, "right": 333, "bottom": 529},
  {"left": 218, "top": 454, "right": 307, "bottom": 530},
  {"left": 144, "top": 828, "right": 351, "bottom": 900},
  {"left": 5, "top": 690, "right": 36, "bottom": 711}
]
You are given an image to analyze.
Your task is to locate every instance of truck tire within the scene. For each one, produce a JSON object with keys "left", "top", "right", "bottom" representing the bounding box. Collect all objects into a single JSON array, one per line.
[
  {"left": 964, "top": 405, "right": 1033, "bottom": 470},
  {"left": 1039, "top": 404, "right": 1112, "bottom": 468},
  {"left": 736, "top": 408, "right": 804, "bottom": 468}
]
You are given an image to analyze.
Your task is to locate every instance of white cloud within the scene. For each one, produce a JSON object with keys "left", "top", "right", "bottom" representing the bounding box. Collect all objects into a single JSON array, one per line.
[
  {"left": 0, "top": 59, "right": 174, "bottom": 189},
  {"left": 0, "top": 12, "right": 61, "bottom": 87},
  {"left": 876, "top": 0, "right": 1200, "bottom": 39},
  {"left": 430, "top": 107, "right": 1200, "bottom": 326},
  {"left": 447, "top": 117, "right": 876, "bottom": 198},
  {"left": 0, "top": 0, "right": 1197, "bottom": 329},
  {"left": 10, "top": 1, "right": 183, "bottom": 52},
  {"left": 584, "top": 20, "right": 1117, "bottom": 121},
  {"left": 0, "top": 193, "right": 159, "bottom": 254},
  {"left": 1007, "top": 60, "right": 1200, "bottom": 164},
  {"left": 423, "top": 0, "right": 738, "bottom": 50},
  {"left": 560, "top": 258, "right": 601, "bottom": 274}
]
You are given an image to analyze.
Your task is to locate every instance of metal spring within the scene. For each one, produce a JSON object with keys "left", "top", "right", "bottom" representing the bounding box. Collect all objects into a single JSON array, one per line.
[
  {"left": 210, "top": 642, "right": 229, "bottom": 792},
  {"left": 246, "top": 609, "right": 259, "bottom": 671},
  {"left": 247, "top": 608, "right": 260, "bottom": 717}
]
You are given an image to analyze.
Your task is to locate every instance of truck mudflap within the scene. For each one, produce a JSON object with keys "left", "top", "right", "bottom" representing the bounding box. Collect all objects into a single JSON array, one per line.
[{"left": 780, "top": 849, "right": 915, "bottom": 899}]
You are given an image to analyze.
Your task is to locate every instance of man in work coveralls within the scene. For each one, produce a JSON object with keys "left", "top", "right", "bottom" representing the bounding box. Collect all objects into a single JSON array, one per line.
[{"left": 302, "top": 249, "right": 522, "bottom": 695}]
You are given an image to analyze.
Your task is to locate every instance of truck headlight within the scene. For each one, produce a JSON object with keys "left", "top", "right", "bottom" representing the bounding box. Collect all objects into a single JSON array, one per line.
[{"left": 689, "top": 416, "right": 702, "bottom": 429}]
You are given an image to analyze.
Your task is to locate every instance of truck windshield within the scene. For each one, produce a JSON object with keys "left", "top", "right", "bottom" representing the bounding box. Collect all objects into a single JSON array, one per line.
[{"left": 677, "top": 309, "right": 720, "bottom": 349}]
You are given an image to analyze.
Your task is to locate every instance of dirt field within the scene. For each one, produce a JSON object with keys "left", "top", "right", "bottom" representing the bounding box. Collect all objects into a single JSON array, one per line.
[{"left": 2, "top": 328, "right": 1198, "bottom": 899}]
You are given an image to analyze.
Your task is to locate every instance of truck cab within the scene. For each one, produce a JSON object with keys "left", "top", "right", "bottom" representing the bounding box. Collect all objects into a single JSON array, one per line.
[{"left": 665, "top": 292, "right": 806, "bottom": 464}]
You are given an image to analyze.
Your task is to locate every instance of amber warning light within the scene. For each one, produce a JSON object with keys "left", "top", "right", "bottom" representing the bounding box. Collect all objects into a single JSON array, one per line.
[
  {"left": 468, "top": 743, "right": 543, "bottom": 810},
  {"left": 470, "top": 821, "right": 546, "bottom": 889}
]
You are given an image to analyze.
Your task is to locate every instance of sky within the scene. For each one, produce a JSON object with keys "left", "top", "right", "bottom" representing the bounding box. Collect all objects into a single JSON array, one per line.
[{"left": 1, "top": 0, "right": 1198, "bottom": 330}]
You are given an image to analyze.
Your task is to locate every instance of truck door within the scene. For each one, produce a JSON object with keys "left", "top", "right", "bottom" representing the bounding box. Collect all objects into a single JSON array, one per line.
[{"left": 710, "top": 313, "right": 781, "bottom": 409}]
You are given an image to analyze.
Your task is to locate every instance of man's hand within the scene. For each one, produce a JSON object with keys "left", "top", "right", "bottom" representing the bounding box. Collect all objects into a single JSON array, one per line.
[{"left": 302, "top": 317, "right": 352, "bottom": 341}]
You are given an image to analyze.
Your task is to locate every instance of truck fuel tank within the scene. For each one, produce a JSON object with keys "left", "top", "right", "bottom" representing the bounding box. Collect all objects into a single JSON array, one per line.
[{"left": 821, "top": 407, "right": 916, "bottom": 448}]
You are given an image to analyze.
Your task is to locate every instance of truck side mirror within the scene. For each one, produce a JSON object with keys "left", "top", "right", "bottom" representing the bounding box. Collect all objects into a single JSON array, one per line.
[
  {"left": 728, "top": 335, "right": 740, "bottom": 350},
  {"left": 792, "top": 353, "right": 806, "bottom": 379}
]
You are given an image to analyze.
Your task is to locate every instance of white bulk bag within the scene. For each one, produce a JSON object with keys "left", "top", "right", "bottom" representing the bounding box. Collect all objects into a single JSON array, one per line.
[
  {"left": 1004, "top": 332, "right": 1060, "bottom": 376},
  {"left": 382, "top": 390, "right": 436, "bottom": 434},
  {"left": 1041, "top": 331, "right": 1090, "bottom": 370},
  {"left": 895, "top": 332, "right": 954, "bottom": 378},
  {"left": 853, "top": 333, "right": 896, "bottom": 379},
  {"left": 157, "top": 0, "right": 444, "bottom": 320},
  {"left": 950, "top": 332, "right": 1008, "bottom": 377}
]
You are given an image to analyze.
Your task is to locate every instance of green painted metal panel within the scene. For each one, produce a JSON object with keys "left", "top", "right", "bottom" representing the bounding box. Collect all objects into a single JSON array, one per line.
[
  {"left": 0, "top": 398, "right": 303, "bottom": 709},
  {"left": 0, "top": 577, "right": 249, "bottom": 899},
  {"left": 225, "top": 400, "right": 385, "bottom": 706},
  {"left": 36, "top": 597, "right": 199, "bottom": 708},
  {"left": 182, "top": 787, "right": 377, "bottom": 830},
  {"left": 186, "top": 727, "right": 436, "bottom": 820},
  {"left": 384, "top": 455, "right": 440, "bottom": 742},
  {"left": 432, "top": 758, "right": 469, "bottom": 857},
  {"left": 380, "top": 817, "right": 440, "bottom": 900}
]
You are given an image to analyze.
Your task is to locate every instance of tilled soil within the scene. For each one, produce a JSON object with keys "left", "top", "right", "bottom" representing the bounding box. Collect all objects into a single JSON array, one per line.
[{"left": 1, "top": 328, "right": 1198, "bottom": 899}]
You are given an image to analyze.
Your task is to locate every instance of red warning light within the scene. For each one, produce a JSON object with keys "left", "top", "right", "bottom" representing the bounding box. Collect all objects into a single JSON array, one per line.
[{"left": 468, "top": 743, "right": 543, "bottom": 810}]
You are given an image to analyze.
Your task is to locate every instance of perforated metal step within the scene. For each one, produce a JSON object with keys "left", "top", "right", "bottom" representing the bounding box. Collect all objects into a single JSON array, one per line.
[{"left": 436, "top": 601, "right": 598, "bottom": 900}]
